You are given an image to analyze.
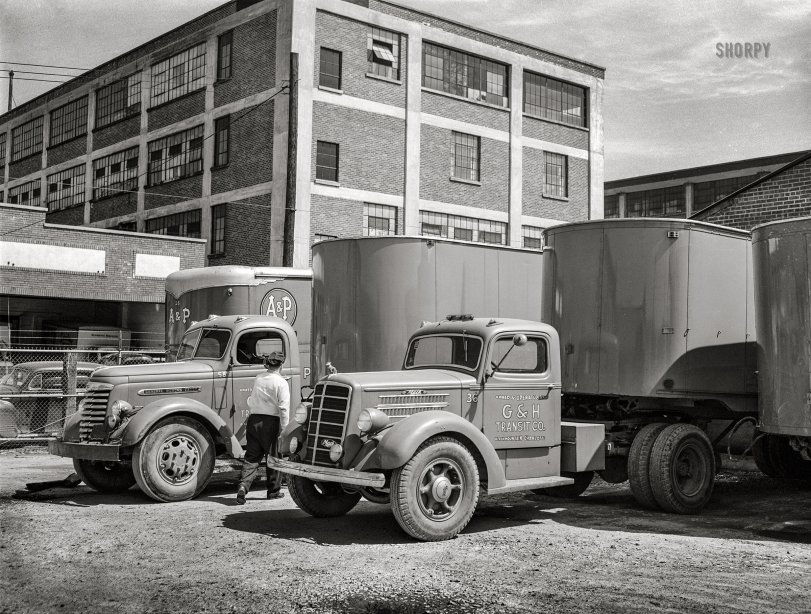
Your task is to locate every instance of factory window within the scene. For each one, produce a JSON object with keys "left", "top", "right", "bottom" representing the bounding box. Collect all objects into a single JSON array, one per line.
[
  {"left": 319, "top": 48, "right": 342, "bottom": 90},
  {"left": 150, "top": 42, "right": 207, "bottom": 107},
  {"left": 49, "top": 97, "right": 88, "bottom": 147},
  {"left": 523, "top": 72, "right": 587, "bottom": 128},
  {"left": 693, "top": 173, "right": 766, "bottom": 210},
  {"left": 92, "top": 146, "right": 139, "bottom": 200},
  {"left": 625, "top": 187, "right": 685, "bottom": 218},
  {"left": 217, "top": 31, "right": 233, "bottom": 81},
  {"left": 453, "top": 132, "right": 480, "bottom": 182},
  {"left": 363, "top": 203, "right": 397, "bottom": 236},
  {"left": 422, "top": 43, "right": 508, "bottom": 108},
  {"left": 11, "top": 116, "right": 44, "bottom": 162},
  {"left": 604, "top": 194, "right": 620, "bottom": 218},
  {"left": 47, "top": 164, "right": 86, "bottom": 211},
  {"left": 95, "top": 73, "right": 142, "bottom": 129},
  {"left": 0, "top": 133, "right": 6, "bottom": 167},
  {"left": 522, "top": 225, "right": 544, "bottom": 250},
  {"left": 316, "top": 141, "right": 339, "bottom": 182},
  {"left": 146, "top": 209, "right": 202, "bottom": 238},
  {"left": 419, "top": 211, "right": 507, "bottom": 245},
  {"left": 213, "top": 116, "right": 230, "bottom": 168},
  {"left": 368, "top": 27, "right": 401, "bottom": 81},
  {"left": 544, "top": 152, "right": 567, "bottom": 198},
  {"left": 147, "top": 125, "right": 204, "bottom": 186},
  {"left": 211, "top": 204, "right": 226, "bottom": 255},
  {"left": 8, "top": 180, "right": 41, "bottom": 207}
]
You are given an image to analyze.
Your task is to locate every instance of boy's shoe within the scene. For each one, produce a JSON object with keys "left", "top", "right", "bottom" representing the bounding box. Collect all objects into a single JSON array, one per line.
[
  {"left": 267, "top": 490, "right": 285, "bottom": 500},
  {"left": 236, "top": 486, "right": 247, "bottom": 505}
]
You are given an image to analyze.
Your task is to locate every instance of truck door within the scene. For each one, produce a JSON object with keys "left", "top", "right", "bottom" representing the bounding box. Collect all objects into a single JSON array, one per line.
[
  {"left": 481, "top": 334, "right": 562, "bottom": 479},
  {"left": 229, "top": 330, "right": 291, "bottom": 441}
]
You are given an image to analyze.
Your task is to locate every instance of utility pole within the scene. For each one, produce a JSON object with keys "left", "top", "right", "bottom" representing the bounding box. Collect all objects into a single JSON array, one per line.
[
  {"left": 283, "top": 52, "right": 298, "bottom": 267},
  {"left": 7, "top": 70, "right": 13, "bottom": 111}
]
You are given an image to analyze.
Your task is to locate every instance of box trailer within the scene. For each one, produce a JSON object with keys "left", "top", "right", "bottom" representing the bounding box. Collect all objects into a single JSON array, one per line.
[
  {"left": 165, "top": 266, "right": 312, "bottom": 383},
  {"left": 751, "top": 216, "right": 811, "bottom": 476}
]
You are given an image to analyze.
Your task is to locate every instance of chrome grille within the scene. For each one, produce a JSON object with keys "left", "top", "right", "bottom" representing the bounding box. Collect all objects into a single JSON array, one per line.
[
  {"left": 79, "top": 387, "right": 111, "bottom": 441},
  {"left": 304, "top": 383, "right": 350, "bottom": 466},
  {"left": 376, "top": 391, "right": 449, "bottom": 420}
]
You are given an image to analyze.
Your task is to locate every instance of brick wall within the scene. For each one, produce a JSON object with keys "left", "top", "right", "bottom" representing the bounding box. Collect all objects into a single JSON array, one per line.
[
  {"left": 93, "top": 117, "right": 140, "bottom": 150},
  {"left": 90, "top": 193, "right": 138, "bottom": 222},
  {"left": 419, "top": 124, "right": 508, "bottom": 212},
  {"left": 211, "top": 101, "right": 274, "bottom": 194},
  {"left": 9, "top": 156, "right": 41, "bottom": 182},
  {"left": 0, "top": 204, "right": 205, "bottom": 303},
  {"left": 369, "top": 0, "right": 604, "bottom": 79},
  {"left": 696, "top": 157, "right": 811, "bottom": 230},
  {"left": 311, "top": 102, "right": 405, "bottom": 194},
  {"left": 523, "top": 116, "right": 588, "bottom": 150},
  {"left": 522, "top": 147, "right": 588, "bottom": 221},
  {"left": 148, "top": 91, "right": 206, "bottom": 131},
  {"left": 421, "top": 91, "right": 509, "bottom": 132},
  {"left": 47, "top": 138, "right": 87, "bottom": 167},
  {"left": 145, "top": 175, "right": 203, "bottom": 211},
  {"left": 207, "top": 196, "right": 272, "bottom": 266},
  {"left": 46, "top": 205, "right": 84, "bottom": 226},
  {"left": 314, "top": 11, "right": 408, "bottom": 108},
  {"left": 310, "top": 193, "right": 365, "bottom": 245},
  {"left": 214, "top": 10, "right": 277, "bottom": 107}
]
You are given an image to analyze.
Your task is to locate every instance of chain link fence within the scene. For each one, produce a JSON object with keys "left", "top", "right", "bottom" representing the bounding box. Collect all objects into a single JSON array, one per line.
[{"left": 0, "top": 331, "right": 167, "bottom": 445}]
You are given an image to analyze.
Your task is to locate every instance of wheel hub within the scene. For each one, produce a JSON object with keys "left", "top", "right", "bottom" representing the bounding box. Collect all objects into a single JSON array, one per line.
[
  {"left": 432, "top": 476, "right": 453, "bottom": 502},
  {"left": 156, "top": 434, "right": 199, "bottom": 485},
  {"left": 417, "top": 458, "right": 464, "bottom": 522}
]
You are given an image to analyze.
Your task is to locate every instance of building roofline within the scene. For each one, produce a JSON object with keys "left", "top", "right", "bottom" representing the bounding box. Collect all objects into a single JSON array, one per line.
[
  {"left": 690, "top": 150, "right": 811, "bottom": 220},
  {"left": 375, "top": 0, "right": 606, "bottom": 75},
  {"left": 0, "top": 0, "right": 236, "bottom": 123},
  {"left": 605, "top": 150, "right": 811, "bottom": 190}
]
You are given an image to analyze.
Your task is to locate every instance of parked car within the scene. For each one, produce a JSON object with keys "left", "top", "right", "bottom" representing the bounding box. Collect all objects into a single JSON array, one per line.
[{"left": 0, "top": 361, "right": 99, "bottom": 436}]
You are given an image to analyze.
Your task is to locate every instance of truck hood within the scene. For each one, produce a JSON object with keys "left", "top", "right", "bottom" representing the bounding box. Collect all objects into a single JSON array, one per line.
[
  {"left": 92, "top": 360, "right": 214, "bottom": 380},
  {"left": 325, "top": 369, "right": 477, "bottom": 390}
]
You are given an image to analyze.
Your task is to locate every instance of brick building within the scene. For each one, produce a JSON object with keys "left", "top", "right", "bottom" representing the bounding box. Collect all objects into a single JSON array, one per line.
[
  {"left": 691, "top": 151, "right": 811, "bottom": 230},
  {"left": 0, "top": 0, "right": 604, "bottom": 270},
  {"left": 0, "top": 203, "right": 205, "bottom": 343},
  {"left": 603, "top": 150, "right": 809, "bottom": 220}
]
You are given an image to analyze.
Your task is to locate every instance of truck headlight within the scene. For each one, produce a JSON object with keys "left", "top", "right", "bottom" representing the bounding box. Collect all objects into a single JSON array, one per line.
[
  {"left": 107, "top": 400, "right": 133, "bottom": 429},
  {"left": 294, "top": 403, "right": 309, "bottom": 425},
  {"left": 357, "top": 408, "right": 389, "bottom": 434},
  {"left": 288, "top": 436, "right": 300, "bottom": 455},
  {"left": 328, "top": 442, "right": 344, "bottom": 462}
]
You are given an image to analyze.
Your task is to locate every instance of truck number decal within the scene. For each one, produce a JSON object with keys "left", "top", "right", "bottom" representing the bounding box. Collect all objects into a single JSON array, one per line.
[{"left": 466, "top": 392, "right": 479, "bottom": 403}]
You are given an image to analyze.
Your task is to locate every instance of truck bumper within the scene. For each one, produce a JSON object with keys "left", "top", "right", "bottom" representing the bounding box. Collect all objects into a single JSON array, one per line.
[
  {"left": 48, "top": 440, "right": 120, "bottom": 462},
  {"left": 267, "top": 457, "right": 385, "bottom": 488}
]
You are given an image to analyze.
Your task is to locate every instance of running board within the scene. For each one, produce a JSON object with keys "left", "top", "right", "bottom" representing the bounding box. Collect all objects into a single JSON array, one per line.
[{"left": 485, "top": 475, "right": 574, "bottom": 495}]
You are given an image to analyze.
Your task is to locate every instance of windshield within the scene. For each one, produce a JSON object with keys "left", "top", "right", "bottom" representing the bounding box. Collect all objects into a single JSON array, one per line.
[
  {"left": 404, "top": 334, "right": 483, "bottom": 372},
  {"left": 0, "top": 367, "right": 31, "bottom": 388},
  {"left": 176, "top": 328, "right": 231, "bottom": 361}
]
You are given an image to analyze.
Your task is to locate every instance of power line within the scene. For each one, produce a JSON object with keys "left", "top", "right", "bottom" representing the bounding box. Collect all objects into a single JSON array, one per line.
[
  {"left": 0, "top": 61, "right": 90, "bottom": 71},
  {"left": 1, "top": 69, "right": 83, "bottom": 78},
  {"left": 0, "top": 76, "right": 70, "bottom": 84}
]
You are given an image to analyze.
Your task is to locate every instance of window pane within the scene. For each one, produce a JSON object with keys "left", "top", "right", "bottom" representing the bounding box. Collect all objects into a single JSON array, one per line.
[
  {"left": 368, "top": 27, "right": 401, "bottom": 80},
  {"left": 46, "top": 164, "right": 86, "bottom": 211},
  {"left": 319, "top": 48, "right": 342, "bottom": 90},
  {"left": 363, "top": 203, "right": 397, "bottom": 236},
  {"left": 544, "top": 152, "right": 567, "bottom": 197},
  {"left": 92, "top": 146, "right": 139, "bottom": 200},
  {"left": 453, "top": 132, "right": 480, "bottom": 181},
  {"left": 146, "top": 209, "right": 202, "bottom": 238},
  {"left": 49, "top": 97, "right": 88, "bottom": 147},
  {"left": 150, "top": 43, "right": 207, "bottom": 106},
  {"left": 147, "top": 125, "right": 204, "bottom": 186},
  {"left": 316, "top": 141, "right": 339, "bottom": 182},
  {"left": 524, "top": 71, "right": 586, "bottom": 127},
  {"left": 217, "top": 31, "right": 233, "bottom": 81},
  {"left": 96, "top": 74, "right": 142, "bottom": 128},
  {"left": 422, "top": 42, "right": 508, "bottom": 108}
]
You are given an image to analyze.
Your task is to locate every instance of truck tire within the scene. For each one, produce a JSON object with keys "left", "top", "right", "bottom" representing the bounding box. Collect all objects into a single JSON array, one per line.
[
  {"left": 533, "top": 471, "right": 594, "bottom": 498},
  {"left": 649, "top": 423, "right": 715, "bottom": 514},
  {"left": 628, "top": 423, "right": 668, "bottom": 510},
  {"left": 133, "top": 417, "right": 215, "bottom": 502},
  {"left": 390, "top": 436, "right": 479, "bottom": 542},
  {"left": 360, "top": 487, "right": 390, "bottom": 504},
  {"left": 768, "top": 435, "right": 811, "bottom": 479},
  {"left": 73, "top": 459, "right": 136, "bottom": 493},
  {"left": 598, "top": 456, "right": 629, "bottom": 484},
  {"left": 752, "top": 432, "right": 780, "bottom": 477},
  {"left": 288, "top": 476, "right": 361, "bottom": 517}
]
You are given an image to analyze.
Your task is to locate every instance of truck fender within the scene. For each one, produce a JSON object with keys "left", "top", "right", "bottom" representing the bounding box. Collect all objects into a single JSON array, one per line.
[
  {"left": 366, "top": 410, "right": 506, "bottom": 491},
  {"left": 121, "top": 397, "right": 243, "bottom": 458}
]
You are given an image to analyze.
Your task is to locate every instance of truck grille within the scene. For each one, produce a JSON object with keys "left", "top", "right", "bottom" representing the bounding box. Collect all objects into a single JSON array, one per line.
[
  {"left": 304, "top": 383, "right": 351, "bottom": 466},
  {"left": 79, "top": 387, "right": 111, "bottom": 441}
]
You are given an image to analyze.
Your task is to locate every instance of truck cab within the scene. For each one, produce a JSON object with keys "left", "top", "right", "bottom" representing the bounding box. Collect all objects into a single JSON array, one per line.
[
  {"left": 272, "top": 316, "right": 604, "bottom": 541},
  {"left": 50, "top": 315, "right": 302, "bottom": 502}
]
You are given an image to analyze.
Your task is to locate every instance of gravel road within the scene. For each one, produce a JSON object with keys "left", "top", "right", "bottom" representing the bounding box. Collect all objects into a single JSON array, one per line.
[{"left": 1, "top": 448, "right": 809, "bottom": 614}]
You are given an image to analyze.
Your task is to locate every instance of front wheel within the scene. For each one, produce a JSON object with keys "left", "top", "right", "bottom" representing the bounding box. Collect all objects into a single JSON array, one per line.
[
  {"left": 133, "top": 417, "right": 215, "bottom": 502},
  {"left": 649, "top": 424, "right": 715, "bottom": 514},
  {"left": 73, "top": 459, "right": 136, "bottom": 493},
  {"left": 288, "top": 476, "right": 361, "bottom": 517},
  {"left": 390, "top": 436, "right": 479, "bottom": 541}
]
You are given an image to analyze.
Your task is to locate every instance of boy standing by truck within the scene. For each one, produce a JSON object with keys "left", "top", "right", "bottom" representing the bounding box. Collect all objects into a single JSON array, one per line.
[{"left": 236, "top": 351, "right": 290, "bottom": 504}]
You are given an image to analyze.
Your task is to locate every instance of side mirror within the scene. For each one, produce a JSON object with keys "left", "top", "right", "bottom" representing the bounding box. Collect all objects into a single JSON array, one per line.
[{"left": 513, "top": 334, "right": 528, "bottom": 347}]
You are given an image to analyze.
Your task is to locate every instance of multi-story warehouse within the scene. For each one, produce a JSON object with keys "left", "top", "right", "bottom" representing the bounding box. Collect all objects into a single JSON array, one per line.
[
  {"left": 0, "top": 0, "right": 604, "bottom": 269},
  {"left": 603, "top": 150, "right": 808, "bottom": 220}
]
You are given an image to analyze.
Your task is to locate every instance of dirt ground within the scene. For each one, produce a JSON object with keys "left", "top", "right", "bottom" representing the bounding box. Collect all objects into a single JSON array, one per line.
[{"left": 1, "top": 448, "right": 809, "bottom": 614}]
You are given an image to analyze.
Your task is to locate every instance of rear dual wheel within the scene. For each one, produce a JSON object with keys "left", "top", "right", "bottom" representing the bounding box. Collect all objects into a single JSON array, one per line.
[{"left": 754, "top": 432, "right": 811, "bottom": 479}]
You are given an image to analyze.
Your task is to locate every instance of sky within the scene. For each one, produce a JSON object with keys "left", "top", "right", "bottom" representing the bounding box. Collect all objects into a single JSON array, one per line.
[{"left": 1, "top": 0, "right": 809, "bottom": 180}]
